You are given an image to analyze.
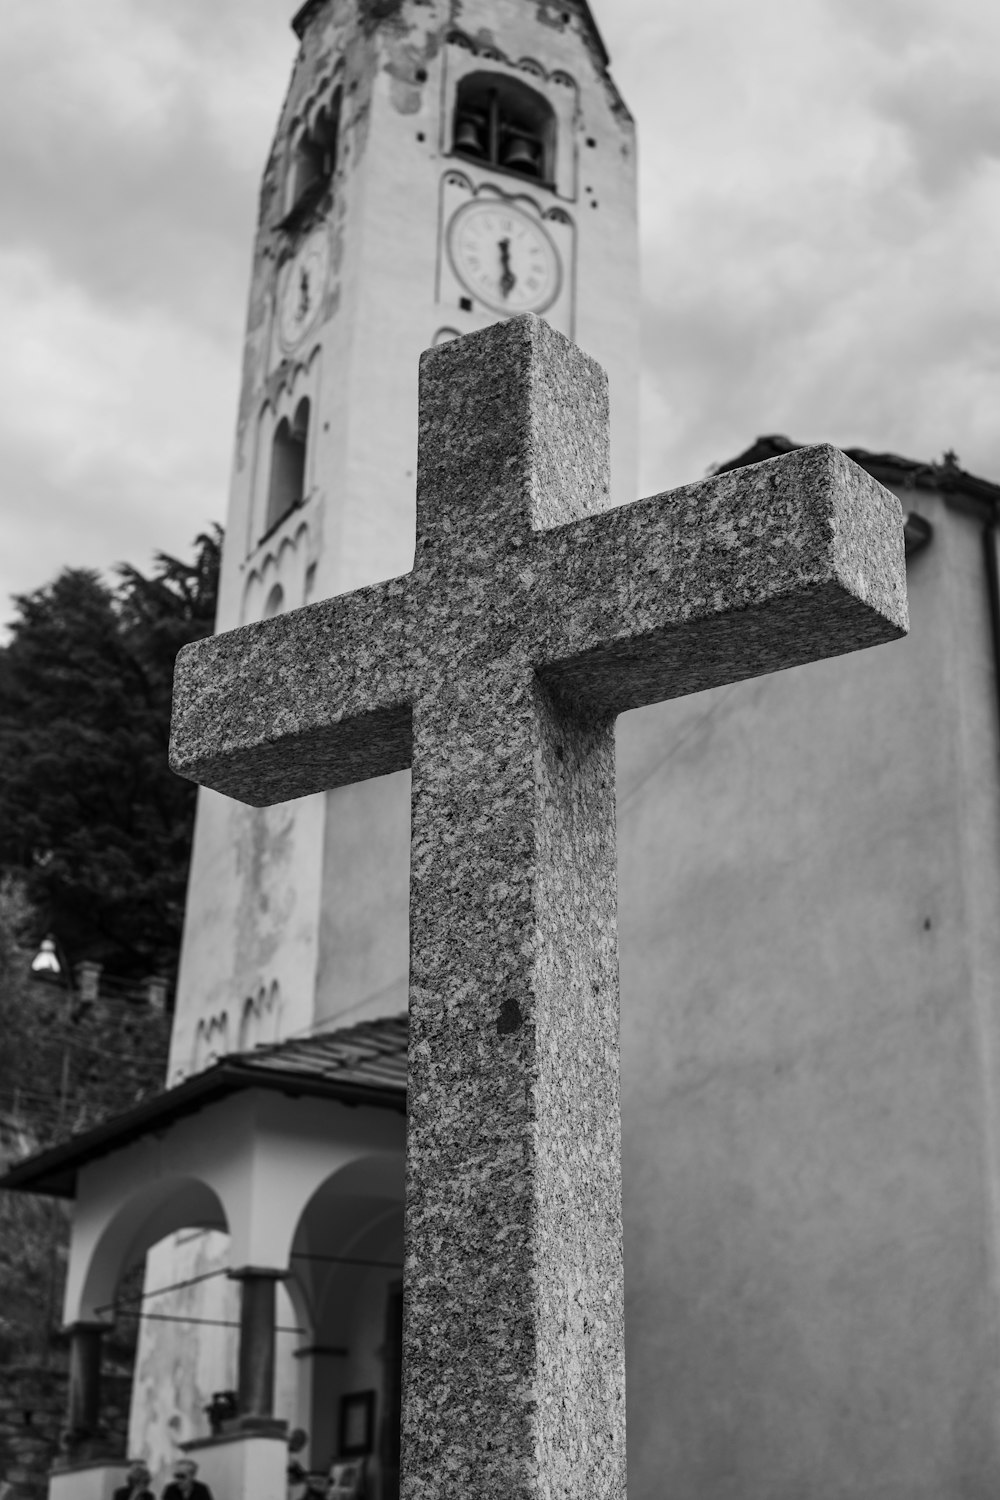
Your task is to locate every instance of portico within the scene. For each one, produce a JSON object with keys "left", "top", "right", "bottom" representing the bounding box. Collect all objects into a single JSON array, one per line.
[{"left": 0, "top": 1018, "right": 407, "bottom": 1500}]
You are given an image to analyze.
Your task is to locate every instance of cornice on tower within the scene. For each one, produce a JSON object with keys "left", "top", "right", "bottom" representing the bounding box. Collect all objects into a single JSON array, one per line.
[{"left": 291, "top": 0, "right": 612, "bottom": 76}]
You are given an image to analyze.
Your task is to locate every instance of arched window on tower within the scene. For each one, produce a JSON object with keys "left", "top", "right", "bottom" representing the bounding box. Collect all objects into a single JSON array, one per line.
[
  {"left": 265, "top": 397, "right": 310, "bottom": 535},
  {"left": 282, "top": 89, "right": 342, "bottom": 226},
  {"left": 452, "top": 73, "right": 556, "bottom": 184}
]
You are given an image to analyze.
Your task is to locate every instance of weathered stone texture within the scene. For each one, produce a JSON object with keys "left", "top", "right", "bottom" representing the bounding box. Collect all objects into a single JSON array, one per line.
[
  {"left": 171, "top": 314, "right": 907, "bottom": 1500},
  {"left": 0, "top": 1368, "right": 130, "bottom": 1500}
]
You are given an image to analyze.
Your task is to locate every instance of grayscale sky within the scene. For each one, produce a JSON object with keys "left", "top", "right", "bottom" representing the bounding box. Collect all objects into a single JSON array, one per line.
[{"left": 1, "top": 0, "right": 998, "bottom": 623}]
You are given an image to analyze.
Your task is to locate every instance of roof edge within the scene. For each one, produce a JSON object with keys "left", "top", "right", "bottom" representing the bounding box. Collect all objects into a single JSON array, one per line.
[
  {"left": 716, "top": 434, "right": 1000, "bottom": 512},
  {"left": 291, "top": 0, "right": 324, "bottom": 38},
  {"left": 294, "top": 0, "right": 612, "bottom": 71},
  {"left": 0, "top": 1058, "right": 405, "bottom": 1200}
]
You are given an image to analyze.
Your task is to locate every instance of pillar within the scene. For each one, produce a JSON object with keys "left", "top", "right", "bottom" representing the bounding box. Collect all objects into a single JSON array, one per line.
[
  {"left": 65, "top": 1321, "right": 107, "bottom": 1453},
  {"left": 73, "top": 961, "right": 102, "bottom": 1005},
  {"left": 228, "top": 1267, "right": 288, "bottom": 1434}
]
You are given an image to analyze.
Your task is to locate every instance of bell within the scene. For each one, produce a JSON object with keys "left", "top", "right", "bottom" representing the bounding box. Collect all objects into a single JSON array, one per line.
[
  {"left": 455, "top": 118, "right": 485, "bottom": 156},
  {"left": 501, "top": 133, "right": 541, "bottom": 176}
]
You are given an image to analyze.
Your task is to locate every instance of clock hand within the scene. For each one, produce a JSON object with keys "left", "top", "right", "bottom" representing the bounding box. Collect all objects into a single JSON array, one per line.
[{"left": 498, "top": 237, "right": 516, "bottom": 300}]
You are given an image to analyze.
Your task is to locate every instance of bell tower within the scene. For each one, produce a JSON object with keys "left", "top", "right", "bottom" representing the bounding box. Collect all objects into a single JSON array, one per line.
[
  {"left": 167, "top": 0, "right": 638, "bottom": 1079},
  {"left": 127, "top": 0, "right": 638, "bottom": 1471}
]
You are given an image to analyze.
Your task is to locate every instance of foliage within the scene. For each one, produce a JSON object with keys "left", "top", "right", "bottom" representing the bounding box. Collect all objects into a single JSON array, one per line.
[
  {"left": 0, "top": 874, "right": 168, "bottom": 1362},
  {"left": 0, "top": 529, "right": 221, "bottom": 981}
]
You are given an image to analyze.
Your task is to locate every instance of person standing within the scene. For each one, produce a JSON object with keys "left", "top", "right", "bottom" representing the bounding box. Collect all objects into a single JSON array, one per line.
[{"left": 161, "top": 1458, "right": 214, "bottom": 1500}]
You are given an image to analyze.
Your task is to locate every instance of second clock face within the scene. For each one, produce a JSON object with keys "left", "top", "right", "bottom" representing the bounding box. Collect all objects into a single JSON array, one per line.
[
  {"left": 278, "top": 231, "right": 331, "bottom": 350},
  {"left": 447, "top": 201, "right": 561, "bottom": 316}
]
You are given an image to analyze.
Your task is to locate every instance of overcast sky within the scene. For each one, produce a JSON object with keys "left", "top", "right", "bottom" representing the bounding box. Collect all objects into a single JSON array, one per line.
[{"left": 2, "top": 0, "right": 998, "bottom": 625}]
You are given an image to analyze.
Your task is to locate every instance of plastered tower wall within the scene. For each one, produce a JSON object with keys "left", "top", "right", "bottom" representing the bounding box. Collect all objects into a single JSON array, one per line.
[
  {"left": 137, "top": 0, "right": 637, "bottom": 1473},
  {"left": 168, "top": 0, "right": 637, "bottom": 1080}
]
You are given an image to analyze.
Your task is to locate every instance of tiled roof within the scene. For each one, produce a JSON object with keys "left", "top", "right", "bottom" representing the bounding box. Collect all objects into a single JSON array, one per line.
[
  {"left": 0, "top": 1014, "right": 408, "bottom": 1199},
  {"left": 716, "top": 434, "right": 1000, "bottom": 513},
  {"left": 233, "top": 1014, "right": 408, "bottom": 1093}
]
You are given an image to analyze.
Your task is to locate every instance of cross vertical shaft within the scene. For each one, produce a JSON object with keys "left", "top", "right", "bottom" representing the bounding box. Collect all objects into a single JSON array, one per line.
[
  {"left": 402, "top": 322, "right": 625, "bottom": 1499},
  {"left": 405, "top": 682, "right": 623, "bottom": 1498}
]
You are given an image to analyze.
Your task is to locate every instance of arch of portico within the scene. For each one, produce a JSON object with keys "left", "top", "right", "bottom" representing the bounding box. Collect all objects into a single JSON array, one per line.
[
  {"left": 71, "top": 1174, "right": 229, "bottom": 1326},
  {"left": 51, "top": 1171, "right": 232, "bottom": 1500},
  {"left": 285, "top": 1155, "right": 405, "bottom": 1485},
  {"left": 63, "top": 1091, "right": 403, "bottom": 1314}
]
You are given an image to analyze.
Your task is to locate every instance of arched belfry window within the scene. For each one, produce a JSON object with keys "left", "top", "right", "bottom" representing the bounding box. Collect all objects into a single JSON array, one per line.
[
  {"left": 265, "top": 398, "right": 310, "bottom": 534},
  {"left": 453, "top": 73, "right": 555, "bottom": 184},
  {"left": 282, "top": 89, "right": 342, "bottom": 226}
]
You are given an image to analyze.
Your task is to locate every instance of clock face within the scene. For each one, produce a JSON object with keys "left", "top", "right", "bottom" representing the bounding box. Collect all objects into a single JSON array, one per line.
[
  {"left": 447, "top": 201, "right": 561, "bottom": 316},
  {"left": 278, "top": 232, "right": 331, "bottom": 350}
]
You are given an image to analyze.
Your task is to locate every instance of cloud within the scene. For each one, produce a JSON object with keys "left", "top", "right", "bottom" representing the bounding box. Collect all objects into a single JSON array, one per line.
[
  {"left": 0, "top": 0, "right": 295, "bottom": 621},
  {"left": 594, "top": 0, "right": 1000, "bottom": 493},
  {"left": 0, "top": 0, "right": 292, "bottom": 327},
  {"left": 827, "top": 0, "right": 1000, "bottom": 193},
  {"left": 0, "top": 247, "right": 234, "bottom": 626},
  {"left": 0, "top": 0, "right": 998, "bottom": 630},
  {"left": 876, "top": 57, "right": 1000, "bottom": 196}
]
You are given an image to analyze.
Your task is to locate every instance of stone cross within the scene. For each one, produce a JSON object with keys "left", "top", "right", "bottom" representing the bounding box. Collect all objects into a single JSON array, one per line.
[{"left": 170, "top": 315, "right": 907, "bottom": 1500}]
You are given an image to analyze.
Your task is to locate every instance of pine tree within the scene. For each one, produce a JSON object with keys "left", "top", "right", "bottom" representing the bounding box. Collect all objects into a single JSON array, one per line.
[{"left": 0, "top": 529, "right": 221, "bottom": 981}]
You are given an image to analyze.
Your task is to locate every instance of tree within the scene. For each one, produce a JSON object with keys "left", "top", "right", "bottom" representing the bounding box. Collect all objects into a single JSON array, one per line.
[
  {"left": 0, "top": 873, "right": 169, "bottom": 1363},
  {"left": 0, "top": 529, "right": 221, "bottom": 981}
]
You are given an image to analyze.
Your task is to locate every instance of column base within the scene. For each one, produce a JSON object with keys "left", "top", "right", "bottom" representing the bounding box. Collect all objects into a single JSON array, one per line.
[
  {"left": 236, "top": 1415, "right": 289, "bottom": 1437},
  {"left": 197, "top": 1415, "right": 289, "bottom": 1441}
]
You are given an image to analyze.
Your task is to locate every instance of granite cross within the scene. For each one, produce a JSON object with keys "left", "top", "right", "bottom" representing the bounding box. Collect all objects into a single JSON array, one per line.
[{"left": 170, "top": 315, "right": 908, "bottom": 1500}]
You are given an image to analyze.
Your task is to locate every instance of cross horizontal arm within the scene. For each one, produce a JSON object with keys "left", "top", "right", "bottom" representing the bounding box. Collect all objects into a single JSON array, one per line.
[
  {"left": 532, "top": 444, "right": 908, "bottom": 717},
  {"left": 170, "top": 576, "right": 412, "bottom": 806}
]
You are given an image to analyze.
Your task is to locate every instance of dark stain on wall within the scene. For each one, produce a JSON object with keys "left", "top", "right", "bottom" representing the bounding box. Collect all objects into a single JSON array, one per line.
[{"left": 359, "top": 0, "right": 407, "bottom": 34}]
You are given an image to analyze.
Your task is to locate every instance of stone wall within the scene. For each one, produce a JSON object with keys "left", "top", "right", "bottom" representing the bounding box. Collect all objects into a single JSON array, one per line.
[{"left": 0, "top": 1367, "right": 130, "bottom": 1500}]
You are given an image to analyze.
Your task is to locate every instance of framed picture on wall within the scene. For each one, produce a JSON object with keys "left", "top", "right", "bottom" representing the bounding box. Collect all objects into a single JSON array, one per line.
[
  {"left": 327, "top": 1459, "right": 366, "bottom": 1499},
  {"left": 339, "top": 1389, "right": 376, "bottom": 1457}
]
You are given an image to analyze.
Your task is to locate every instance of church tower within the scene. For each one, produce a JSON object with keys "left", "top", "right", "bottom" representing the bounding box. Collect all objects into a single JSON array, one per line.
[
  {"left": 167, "top": 0, "right": 638, "bottom": 1081},
  {"left": 23, "top": 7, "right": 1000, "bottom": 1496},
  {"left": 124, "top": 0, "right": 636, "bottom": 1474}
]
